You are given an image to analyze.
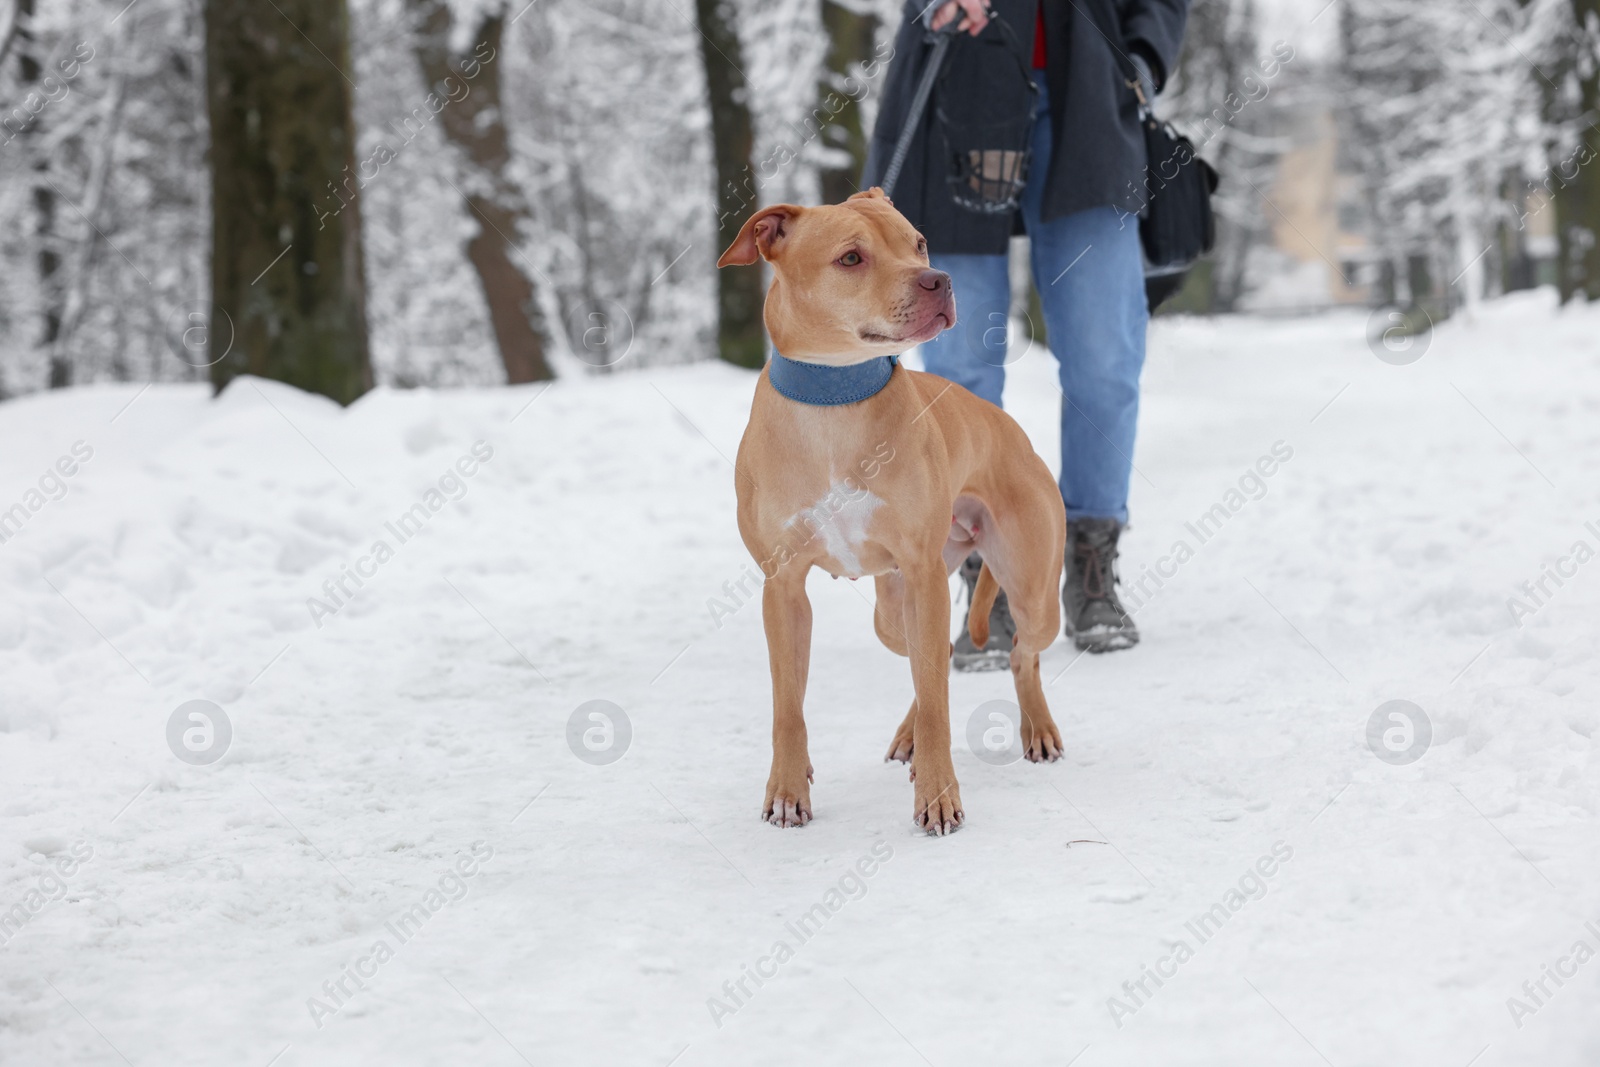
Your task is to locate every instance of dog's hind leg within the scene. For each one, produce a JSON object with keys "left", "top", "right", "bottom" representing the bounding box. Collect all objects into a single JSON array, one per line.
[
  {"left": 974, "top": 486, "right": 1066, "bottom": 764},
  {"left": 1010, "top": 646, "right": 1063, "bottom": 762},
  {"left": 965, "top": 562, "right": 1062, "bottom": 762}
]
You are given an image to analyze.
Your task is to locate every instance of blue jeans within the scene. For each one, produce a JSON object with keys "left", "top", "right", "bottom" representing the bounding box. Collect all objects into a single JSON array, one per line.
[{"left": 916, "top": 89, "right": 1148, "bottom": 524}]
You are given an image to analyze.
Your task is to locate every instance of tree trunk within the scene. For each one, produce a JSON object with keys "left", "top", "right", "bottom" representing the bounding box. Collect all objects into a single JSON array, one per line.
[
  {"left": 696, "top": 0, "right": 764, "bottom": 369},
  {"left": 205, "top": 0, "right": 372, "bottom": 404},
  {"left": 1499, "top": 174, "right": 1536, "bottom": 293},
  {"left": 1554, "top": 0, "right": 1600, "bottom": 303},
  {"left": 818, "top": 0, "right": 878, "bottom": 206},
  {"left": 407, "top": 2, "right": 554, "bottom": 383}
]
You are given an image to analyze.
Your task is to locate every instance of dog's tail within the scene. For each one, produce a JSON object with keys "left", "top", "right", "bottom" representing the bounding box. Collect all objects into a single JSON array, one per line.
[{"left": 967, "top": 562, "right": 1000, "bottom": 647}]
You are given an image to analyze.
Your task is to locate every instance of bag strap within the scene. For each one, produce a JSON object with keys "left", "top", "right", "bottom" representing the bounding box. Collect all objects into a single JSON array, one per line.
[
  {"left": 1100, "top": 0, "right": 1154, "bottom": 120},
  {"left": 1128, "top": 76, "right": 1152, "bottom": 120}
]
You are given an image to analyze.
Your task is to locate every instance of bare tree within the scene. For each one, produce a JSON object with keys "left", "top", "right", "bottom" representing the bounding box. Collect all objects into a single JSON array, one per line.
[
  {"left": 407, "top": 0, "right": 554, "bottom": 383},
  {"left": 10, "top": 0, "right": 68, "bottom": 386},
  {"left": 1339, "top": 0, "right": 1545, "bottom": 312},
  {"left": 51, "top": 20, "right": 128, "bottom": 376}
]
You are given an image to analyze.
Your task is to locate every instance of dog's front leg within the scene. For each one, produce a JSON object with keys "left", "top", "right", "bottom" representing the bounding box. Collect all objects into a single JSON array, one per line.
[
  {"left": 761, "top": 570, "right": 814, "bottom": 827},
  {"left": 903, "top": 560, "right": 963, "bottom": 834}
]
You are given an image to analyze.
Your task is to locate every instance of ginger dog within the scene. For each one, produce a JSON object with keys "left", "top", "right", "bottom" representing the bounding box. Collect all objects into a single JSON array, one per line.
[{"left": 717, "top": 188, "right": 1066, "bottom": 835}]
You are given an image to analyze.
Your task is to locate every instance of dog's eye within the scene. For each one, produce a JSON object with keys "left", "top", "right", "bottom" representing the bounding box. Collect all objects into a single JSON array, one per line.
[
  {"left": 916, "top": 238, "right": 927, "bottom": 255},
  {"left": 838, "top": 251, "right": 862, "bottom": 266}
]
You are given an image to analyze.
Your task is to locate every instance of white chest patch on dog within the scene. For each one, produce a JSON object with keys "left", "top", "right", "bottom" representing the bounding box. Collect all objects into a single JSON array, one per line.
[{"left": 786, "top": 481, "right": 883, "bottom": 577}]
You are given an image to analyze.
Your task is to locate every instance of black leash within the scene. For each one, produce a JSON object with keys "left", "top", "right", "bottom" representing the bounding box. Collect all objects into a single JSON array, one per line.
[{"left": 879, "top": 20, "right": 961, "bottom": 199}]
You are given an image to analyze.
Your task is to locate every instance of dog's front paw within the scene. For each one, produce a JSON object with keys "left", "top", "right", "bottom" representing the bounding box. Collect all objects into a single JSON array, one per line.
[
  {"left": 912, "top": 765, "right": 963, "bottom": 836},
  {"left": 1023, "top": 715, "right": 1063, "bottom": 763},
  {"left": 763, "top": 764, "right": 814, "bottom": 828}
]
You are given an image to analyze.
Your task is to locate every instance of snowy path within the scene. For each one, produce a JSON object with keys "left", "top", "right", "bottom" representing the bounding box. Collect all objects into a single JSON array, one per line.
[{"left": 2, "top": 292, "right": 1598, "bottom": 1066}]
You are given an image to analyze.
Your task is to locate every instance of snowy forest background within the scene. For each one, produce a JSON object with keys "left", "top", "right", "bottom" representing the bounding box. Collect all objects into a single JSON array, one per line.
[{"left": 1, "top": 0, "right": 1599, "bottom": 399}]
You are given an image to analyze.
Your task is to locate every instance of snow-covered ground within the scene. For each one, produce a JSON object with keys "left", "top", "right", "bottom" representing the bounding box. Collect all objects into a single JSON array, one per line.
[{"left": 3, "top": 291, "right": 1598, "bottom": 1066}]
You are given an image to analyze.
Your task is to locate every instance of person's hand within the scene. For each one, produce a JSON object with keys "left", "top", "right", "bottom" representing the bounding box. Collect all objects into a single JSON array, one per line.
[{"left": 929, "top": 0, "right": 990, "bottom": 36}]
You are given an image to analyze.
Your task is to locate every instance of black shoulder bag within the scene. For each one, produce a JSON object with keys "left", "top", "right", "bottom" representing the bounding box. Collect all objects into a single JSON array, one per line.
[{"left": 1128, "top": 74, "right": 1220, "bottom": 307}]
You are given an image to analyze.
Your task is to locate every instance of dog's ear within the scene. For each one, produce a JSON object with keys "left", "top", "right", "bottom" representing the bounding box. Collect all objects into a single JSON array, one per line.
[
  {"left": 717, "top": 205, "right": 803, "bottom": 268},
  {"left": 848, "top": 187, "right": 892, "bottom": 206}
]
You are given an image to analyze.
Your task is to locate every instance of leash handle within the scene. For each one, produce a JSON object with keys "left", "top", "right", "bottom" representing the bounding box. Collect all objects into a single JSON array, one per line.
[{"left": 880, "top": 21, "right": 959, "bottom": 199}]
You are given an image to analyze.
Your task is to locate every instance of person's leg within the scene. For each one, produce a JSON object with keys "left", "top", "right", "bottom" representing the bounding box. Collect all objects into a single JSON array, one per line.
[
  {"left": 915, "top": 253, "right": 1011, "bottom": 409},
  {"left": 1028, "top": 208, "right": 1148, "bottom": 522},
  {"left": 1014, "top": 80, "right": 1148, "bottom": 522},
  {"left": 1018, "top": 89, "right": 1149, "bottom": 652}
]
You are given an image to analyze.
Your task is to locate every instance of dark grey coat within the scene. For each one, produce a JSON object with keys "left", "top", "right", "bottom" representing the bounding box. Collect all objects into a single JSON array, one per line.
[{"left": 863, "top": 0, "right": 1189, "bottom": 255}]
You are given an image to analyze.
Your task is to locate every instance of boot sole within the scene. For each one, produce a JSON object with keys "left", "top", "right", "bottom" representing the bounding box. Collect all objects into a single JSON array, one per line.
[
  {"left": 952, "top": 647, "right": 1012, "bottom": 672},
  {"left": 1067, "top": 626, "right": 1140, "bottom": 653}
]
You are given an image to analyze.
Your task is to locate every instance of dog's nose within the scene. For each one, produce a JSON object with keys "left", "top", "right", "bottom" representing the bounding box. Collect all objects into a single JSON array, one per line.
[{"left": 917, "top": 269, "right": 950, "bottom": 293}]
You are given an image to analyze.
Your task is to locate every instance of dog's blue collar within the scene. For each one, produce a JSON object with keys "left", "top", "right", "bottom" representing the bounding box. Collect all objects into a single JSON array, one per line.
[{"left": 766, "top": 351, "right": 899, "bottom": 406}]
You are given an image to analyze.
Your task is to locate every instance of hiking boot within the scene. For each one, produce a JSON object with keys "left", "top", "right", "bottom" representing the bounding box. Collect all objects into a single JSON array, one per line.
[
  {"left": 1063, "top": 518, "right": 1139, "bottom": 653},
  {"left": 953, "top": 551, "right": 1014, "bottom": 672}
]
